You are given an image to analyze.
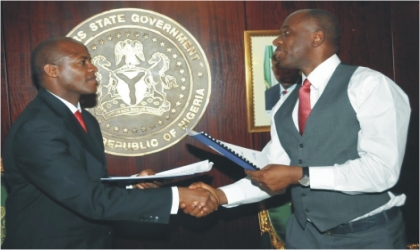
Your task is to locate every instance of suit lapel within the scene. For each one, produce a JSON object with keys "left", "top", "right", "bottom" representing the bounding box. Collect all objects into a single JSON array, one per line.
[
  {"left": 81, "top": 110, "right": 106, "bottom": 164},
  {"left": 38, "top": 89, "right": 105, "bottom": 164}
]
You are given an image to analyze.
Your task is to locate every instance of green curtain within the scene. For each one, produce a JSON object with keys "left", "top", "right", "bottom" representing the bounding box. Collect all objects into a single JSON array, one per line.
[
  {"left": 259, "top": 191, "right": 293, "bottom": 248},
  {"left": 268, "top": 202, "right": 292, "bottom": 242},
  {"left": 263, "top": 45, "right": 274, "bottom": 89}
]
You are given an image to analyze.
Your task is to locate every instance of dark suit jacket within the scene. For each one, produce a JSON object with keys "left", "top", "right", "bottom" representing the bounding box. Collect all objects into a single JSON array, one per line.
[
  {"left": 3, "top": 88, "right": 172, "bottom": 248},
  {"left": 265, "top": 84, "right": 281, "bottom": 111}
]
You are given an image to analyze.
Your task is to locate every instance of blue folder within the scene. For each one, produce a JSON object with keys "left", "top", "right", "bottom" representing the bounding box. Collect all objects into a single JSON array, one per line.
[{"left": 186, "top": 129, "right": 259, "bottom": 171}]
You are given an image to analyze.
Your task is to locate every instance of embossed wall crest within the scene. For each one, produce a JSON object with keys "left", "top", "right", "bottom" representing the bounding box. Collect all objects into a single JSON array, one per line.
[{"left": 67, "top": 8, "right": 211, "bottom": 156}]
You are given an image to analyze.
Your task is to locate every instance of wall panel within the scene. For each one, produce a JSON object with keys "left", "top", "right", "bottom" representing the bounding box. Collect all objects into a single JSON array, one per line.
[
  {"left": 1, "top": 25, "right": 11, "bottom": 149},
  {"left": 390, "top": 1, "right": 419, "bottom": 244}
]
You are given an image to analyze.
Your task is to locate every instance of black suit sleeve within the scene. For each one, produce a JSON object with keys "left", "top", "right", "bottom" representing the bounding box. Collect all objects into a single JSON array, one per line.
[{"left": 12, "top": 115, "right": 172, "bottom": 224}]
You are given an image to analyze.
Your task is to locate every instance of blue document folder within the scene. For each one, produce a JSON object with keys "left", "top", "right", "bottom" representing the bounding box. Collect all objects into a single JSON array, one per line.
[{"left": 186, "top": 129, "right": 259, "bottom": 171}]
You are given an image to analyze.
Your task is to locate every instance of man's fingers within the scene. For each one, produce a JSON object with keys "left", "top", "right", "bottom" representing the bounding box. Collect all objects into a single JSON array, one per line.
[
  {"left": 132, "top": 182, "right": 158, "bottom": 189},
  {"left": 188, "top": 182, "right": 205, "bottom": 189},
  {"left": 178, "top": 186, "right": 220, "bottom": 218}
]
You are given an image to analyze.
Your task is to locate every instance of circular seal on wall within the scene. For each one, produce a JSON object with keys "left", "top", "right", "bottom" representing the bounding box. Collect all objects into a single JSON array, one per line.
[{"left": 66, "top": 8, "right": 211, "bottom": 156}]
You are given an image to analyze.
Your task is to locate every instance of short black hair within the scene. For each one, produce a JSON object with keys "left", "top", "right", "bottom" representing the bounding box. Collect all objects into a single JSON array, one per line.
[
  {"left": 30, "top": 37, "right": 76, "bottom": 88},
  {"left": 306, "top": 9, "right": 341, "bottom": 51}
]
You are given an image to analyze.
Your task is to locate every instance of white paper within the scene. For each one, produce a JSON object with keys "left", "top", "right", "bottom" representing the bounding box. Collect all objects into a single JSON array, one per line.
[
  {"left": 155, "top": 160, "right": 213, "bottom": 176},
  {"left": 101, "top": 160, "right": 213, "bottom": 181},
  {"left": 217, "top": 141, "right": 269, "bottom": 169}
]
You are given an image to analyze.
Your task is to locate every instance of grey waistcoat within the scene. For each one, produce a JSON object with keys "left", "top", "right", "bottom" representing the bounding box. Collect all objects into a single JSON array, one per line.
[{"left": 274, "top": 63, "right": 390, "bottom": 232}]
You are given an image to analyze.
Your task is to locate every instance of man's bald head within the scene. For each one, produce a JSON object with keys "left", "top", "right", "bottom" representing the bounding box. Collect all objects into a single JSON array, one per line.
[
  {"left": 31, "top": 37, "right": 82, "bottom": 88},
  {"left": 303, "top": 9, "right": 341, "bottom": 52}
]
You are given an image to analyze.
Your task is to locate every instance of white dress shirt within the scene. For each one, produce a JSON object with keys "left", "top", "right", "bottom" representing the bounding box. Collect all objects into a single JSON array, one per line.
[
  {"left": 266, "top": 83, "right": 297, "bottom": 117},
  {"left": 48, "top": 91, "right": 180, "bottom": 214},
  {"left": 280, "top": 83, "right": 297, "bottom": 96},
  {"left": 220, "top": 55, "right": 411, "bottom": 221}
]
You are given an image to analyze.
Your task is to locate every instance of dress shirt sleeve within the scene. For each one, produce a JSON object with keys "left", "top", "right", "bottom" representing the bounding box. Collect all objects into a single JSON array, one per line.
[
  {"left": 170, "top": 186, "right": 179, "bottom": 214},
  {"left": 220, "top": 177, "right": 272, "bottom": 207},
  {"left": 221, "top": 117, "right": 291, "bottom": 207},
  {"left": 310, "top": 68, "right": 411, "bottom": 193}
]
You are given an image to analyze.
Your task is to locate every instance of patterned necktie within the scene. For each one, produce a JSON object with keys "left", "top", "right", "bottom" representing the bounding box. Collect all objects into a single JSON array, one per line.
[
  {"left": 74, "top": 110, "right": 88, "bottom": 132},
  {"left": 298, "top": 79, "right": 311, "bottom": 135}
]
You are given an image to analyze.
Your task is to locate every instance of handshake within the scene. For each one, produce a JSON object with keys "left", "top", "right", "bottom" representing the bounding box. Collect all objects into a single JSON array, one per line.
[
  {"left": 134, "top": 162, "right": 298, "bottom": 218},
  {"left": 134, "top": 181, "right": 223, "bottom": 218},
  {"left": 178, "top": 182, "right": 226, "bottom": 218},
  {"left": 132, "top": 169, "right": 224, "bottom": 218}
]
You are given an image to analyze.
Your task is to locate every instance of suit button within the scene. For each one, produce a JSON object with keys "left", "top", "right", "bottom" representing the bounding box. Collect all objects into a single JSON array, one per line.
[
  {"left": 299, "top": 143, "right": 304, "bottom": 148},
  {"left": 301, "top": 193, "right": 306, "bottom": 197},
  {"left": 305, "top": 208, "right": 309, "bottom": 213},
  {"left": 298, "top": 159, "right": 303, "bottom": 163}
]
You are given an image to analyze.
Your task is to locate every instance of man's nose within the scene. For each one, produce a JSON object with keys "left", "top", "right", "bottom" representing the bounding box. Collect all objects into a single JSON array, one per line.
[
  {"left": 272, "top": 36, "right": 282, "bottom": 46},
  {"left": 89, "top": 63, "right": 98, "bottom": 73}
]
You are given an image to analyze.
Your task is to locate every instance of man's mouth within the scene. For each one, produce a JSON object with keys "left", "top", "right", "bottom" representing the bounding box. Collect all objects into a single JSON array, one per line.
[
  {"left": 274, "top": 49, "right": 286, "bottom": 59},
  {"left": 87, "top": 77, "right": 98, "bottom": 85}
]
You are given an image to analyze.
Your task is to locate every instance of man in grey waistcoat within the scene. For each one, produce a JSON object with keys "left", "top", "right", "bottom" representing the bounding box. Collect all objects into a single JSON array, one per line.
[{"left": 187, "top": 9, "right": 410, "bottom": 249}]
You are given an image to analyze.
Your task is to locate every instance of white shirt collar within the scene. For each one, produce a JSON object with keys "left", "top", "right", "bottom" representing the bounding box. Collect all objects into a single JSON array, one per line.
[
  {"left": 302, "top": 54, "right": 341, "bottom": 90},
  {"left": 279, "top": 84, "right": 286, "bottom": 92},
  {"left": 278, "top": 83, "right": 299, "bottom": 95},
  {"left": 47, "top": 90, "right": 82, "bottom": 114},
  {"left": 279, "top": 83, "right": 297, "bottom": 94}
]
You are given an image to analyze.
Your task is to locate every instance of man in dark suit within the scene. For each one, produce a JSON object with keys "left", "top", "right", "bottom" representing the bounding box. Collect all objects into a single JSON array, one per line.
[
  {"left": 2, "top": 37, "right": 218, "bottom": 249},
  {"left": 265, "top": 54, "right": 300, "bottom": 113}
]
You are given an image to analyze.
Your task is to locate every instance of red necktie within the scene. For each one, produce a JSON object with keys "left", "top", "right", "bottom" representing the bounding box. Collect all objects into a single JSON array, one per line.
[
  {"left": 74, "top": 110, "right": 88, "bottom": 132},
  {"left": 282, "top": 90, "right": 288, "bottom": 95},
  {"left": 298, "top": 79, "right": 311, "bottom": 135}
]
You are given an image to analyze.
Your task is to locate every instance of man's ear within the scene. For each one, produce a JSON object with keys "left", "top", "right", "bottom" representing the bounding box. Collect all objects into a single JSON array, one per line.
[
  {"left": 43, "top": 64, "right": 58, "bottom": 78},
  {"left": 311, "top": 30, "right": 325, "bottom": 47}
]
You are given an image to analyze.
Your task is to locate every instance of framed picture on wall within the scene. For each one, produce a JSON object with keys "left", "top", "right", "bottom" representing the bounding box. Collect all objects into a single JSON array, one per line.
[{"left": 244, "top": 30, "right": 280, "bottom": 133}]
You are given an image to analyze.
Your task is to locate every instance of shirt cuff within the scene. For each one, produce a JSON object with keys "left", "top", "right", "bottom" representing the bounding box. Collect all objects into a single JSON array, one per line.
[
  {"left": 309, "top": 166, "right": 335, "bottom": 189},
  {"left": 219, "top": 178, "right": 271, "bottom": 208},
  {"left": 170, "top": 186, "right": 179, "bottom": 214},
  {"left": 219, "top": 185, "right": 245, "bottom": 208}
]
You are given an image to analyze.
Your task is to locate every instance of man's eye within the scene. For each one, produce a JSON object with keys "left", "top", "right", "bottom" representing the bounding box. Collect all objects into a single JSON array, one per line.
[{"left": 80, "top": 61, "right": 86, "bottom": 65}]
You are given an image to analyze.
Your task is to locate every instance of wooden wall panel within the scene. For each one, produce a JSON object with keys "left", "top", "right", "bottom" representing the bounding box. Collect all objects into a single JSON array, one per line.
[
  {"left": 1, "top": 27, "right": 11, "bottom": 150},
  {"left": 390, "top": 1, "right": 419, "bottom": 244},
  {"left": 1, "top": 1, "right": 418, "bottom": 247}
]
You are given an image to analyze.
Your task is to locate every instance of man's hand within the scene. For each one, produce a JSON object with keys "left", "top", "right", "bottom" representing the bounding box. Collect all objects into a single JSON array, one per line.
[
  {"left": 244, "top": 164, "right": 302, "bottom": 193},
  {"left": 188, "top": 182, "right": 227, "bottom": 205},
  {"left": 132, "top": 169, "right": 162, "bottom": 189},
  {"left": 179, "top": 182, "right": 226, "bottom": 216},
  {"left": 178, "top": 187, "right": 219, "bottom": 218}
]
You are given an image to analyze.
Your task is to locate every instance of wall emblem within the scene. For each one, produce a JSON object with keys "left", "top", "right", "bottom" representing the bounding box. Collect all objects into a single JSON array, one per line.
[{"left": 67, "top": 8, "right": 211, "bottom": 156}]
